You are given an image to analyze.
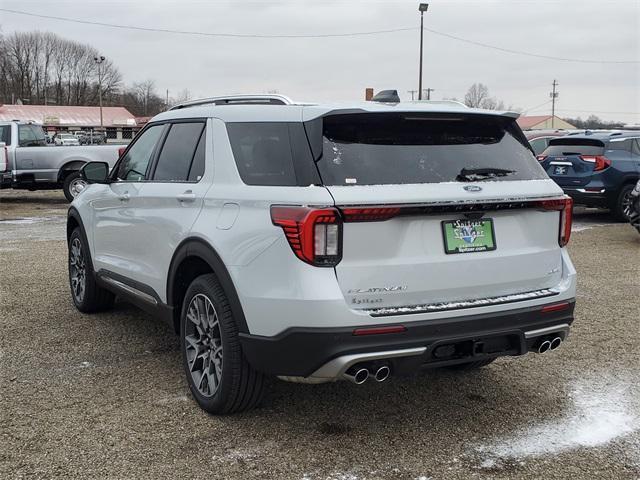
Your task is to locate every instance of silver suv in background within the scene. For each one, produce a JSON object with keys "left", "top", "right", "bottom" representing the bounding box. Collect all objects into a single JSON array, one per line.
[
  {"left": 0, "top": 121, "right": 122, "bottom": 201},
  {"left": 67, "top": 95, "right": 577, "bottom": 414}
]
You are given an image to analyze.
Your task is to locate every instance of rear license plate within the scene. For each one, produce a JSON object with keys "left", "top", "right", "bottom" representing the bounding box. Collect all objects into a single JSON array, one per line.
[
  {"left": 554, "top": 165, "right": 568, "bottom": 175},
  {"left": 442, "top": 219, "right": 496, "bottom": 254}
]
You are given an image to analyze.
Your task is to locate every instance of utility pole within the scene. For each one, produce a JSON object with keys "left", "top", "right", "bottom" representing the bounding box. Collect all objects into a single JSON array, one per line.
[
  {"left": 94, "top": 55, "right": 105, "bottom": 129},
  {"left": 423, "top": 88, "right": 435, "bottom": 100},
  {"left": 166, "top": 89, "right": 169, "bottom": 108},
  {"left": 550, "top": 79, "right": 559, "bottom": 128},
  {"left": 407, "top": 90, "right": 418, "bottom": 101},
  {"left": 418, "top": 4, "right": 429, "bottom": 100}
]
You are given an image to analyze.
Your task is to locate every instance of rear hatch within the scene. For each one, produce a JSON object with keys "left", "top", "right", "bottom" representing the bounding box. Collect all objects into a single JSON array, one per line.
[
  {"left": 538, "top": 137, "right": 606, "bottom": 187},
  {"left": 306, "top": 112, "right": 567, "bottom": 311}
]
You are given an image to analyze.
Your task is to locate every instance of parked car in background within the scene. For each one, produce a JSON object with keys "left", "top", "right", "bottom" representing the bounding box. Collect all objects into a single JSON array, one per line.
[
  {"left": 0, "top": 121, "right": 123, "bottom": 201},
  {"left": 55, "top": 133, "right": 80, "bottom": 146},
  {"left": 78, "top": 131, "right": 106, "bottom": 145},
  {"left": 67, "top": 95, "right": 576, "bottom": 414},
  {"left": 537, "top": 131, "right": 640, "bottom": 220},
  {"left": 629, "top": 179, "right": 640, "bottom": 234},
  {"left": 524, "top": 129, "right": 570, "bottom": 155}
]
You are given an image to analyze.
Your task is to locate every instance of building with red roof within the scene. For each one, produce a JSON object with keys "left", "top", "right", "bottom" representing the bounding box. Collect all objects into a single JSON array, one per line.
[{"left": 0, "top": 104, "right": 140, "bottom": 142}]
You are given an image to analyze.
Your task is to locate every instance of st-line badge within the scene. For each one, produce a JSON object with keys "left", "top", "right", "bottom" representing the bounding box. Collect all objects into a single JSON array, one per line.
[{"left": 441, "top": 218, "right": 497, "bottom": 254}]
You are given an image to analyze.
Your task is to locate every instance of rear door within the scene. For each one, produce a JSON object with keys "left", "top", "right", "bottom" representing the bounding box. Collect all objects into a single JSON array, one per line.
[
  {"left": 307, "top": 112, "right": 565, "bottom": 310},
  {"left": 539, "top": 137, "right": 605, "bottom": 187}
]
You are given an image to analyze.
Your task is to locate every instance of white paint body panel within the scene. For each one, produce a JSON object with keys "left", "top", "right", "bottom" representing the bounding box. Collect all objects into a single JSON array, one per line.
[{"left": 72, "top": 102, "right": 576, "bottom": 339}]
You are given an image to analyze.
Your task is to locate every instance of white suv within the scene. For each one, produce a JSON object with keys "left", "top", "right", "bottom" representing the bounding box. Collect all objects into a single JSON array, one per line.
[{"left": 67, "top": 95, "right": 577, "bottom": 414}]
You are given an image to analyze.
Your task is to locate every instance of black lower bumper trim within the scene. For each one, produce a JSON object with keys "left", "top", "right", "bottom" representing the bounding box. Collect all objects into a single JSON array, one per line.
[{"left": 239, "top": 300, "right": 575, "bottom": 377}]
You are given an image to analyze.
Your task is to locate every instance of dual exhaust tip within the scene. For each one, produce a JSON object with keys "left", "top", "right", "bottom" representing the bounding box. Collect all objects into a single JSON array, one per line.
[
  {"left": 344, "top": 364, "right": 391, "bottom": 384},
  {"left": 536, "top": 336, "right": 563, "bottom": 354}
]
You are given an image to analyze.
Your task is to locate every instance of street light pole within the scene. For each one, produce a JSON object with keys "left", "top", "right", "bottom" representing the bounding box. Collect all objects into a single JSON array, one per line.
[
  {"left": 418, "top": 4, "right": 429, "bottom": 100},
  {"left": 94, "top": 55, "right": 105, "bottom": 129}
]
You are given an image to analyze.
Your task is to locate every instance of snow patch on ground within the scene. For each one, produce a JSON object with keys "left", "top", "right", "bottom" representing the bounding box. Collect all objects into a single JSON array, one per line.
[{"left": 476, "top": 376, "right": 637, "bottom": 463}]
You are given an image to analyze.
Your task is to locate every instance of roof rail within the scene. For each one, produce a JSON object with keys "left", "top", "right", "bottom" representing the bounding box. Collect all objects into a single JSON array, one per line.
[{"left": 170, "top": 94, "right": 294, "bottom": 110}]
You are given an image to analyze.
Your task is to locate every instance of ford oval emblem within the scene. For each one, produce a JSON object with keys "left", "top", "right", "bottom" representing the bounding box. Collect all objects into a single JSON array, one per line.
[{"left": 463, "top": 185, "right": 482, "bottom": 192}]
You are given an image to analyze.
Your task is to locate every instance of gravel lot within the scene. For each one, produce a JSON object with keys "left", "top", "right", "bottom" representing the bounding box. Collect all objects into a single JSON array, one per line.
[{"left": 1, "top": 190, "right": 639, "bottom": 480}]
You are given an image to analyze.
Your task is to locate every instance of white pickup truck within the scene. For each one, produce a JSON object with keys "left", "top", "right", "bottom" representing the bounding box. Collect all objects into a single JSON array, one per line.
[{"left": 0, "top": 121, "right": 123, "bottom": 201}]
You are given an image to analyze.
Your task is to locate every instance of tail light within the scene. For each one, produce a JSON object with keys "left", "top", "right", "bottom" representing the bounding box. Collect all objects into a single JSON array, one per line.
[
  {"left": 0, "top": 146, "right": 7, "bottom": 172},
  {"left": 271, "top": 206, "right": 342, "bottom": 267},
  {"left": 581, "top": 155, "right": 611, "bottom": 171},
  {"left": 537, "top": 196, "right": 573, "bottom": 247},
  {"left": 536, "top": 155, "right": 547, "bottom": 162},
  {"left": 118, "top": 146, "right": 127, "bottom": 158}
]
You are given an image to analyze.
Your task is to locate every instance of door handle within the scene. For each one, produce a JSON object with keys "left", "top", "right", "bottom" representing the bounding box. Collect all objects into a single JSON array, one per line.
[
  {"left": 177, "top": 191, "right": 196, "bottom": 203},
  {"left": 118, "top": 192, "right": 130, "bottom": 202}
]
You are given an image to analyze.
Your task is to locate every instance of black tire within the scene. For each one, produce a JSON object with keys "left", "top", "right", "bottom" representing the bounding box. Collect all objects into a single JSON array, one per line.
[
  {"left": 612, "top": 184, "right": 635, "bottom": 222},
  {"left": 68, "top": 227, "right": 115, "bottom": 313},
  {"left": 444, "top": 358, "right": 496, "bottom": 371},
  {"left": 180, "top": 274, "right": 266, "bottom": 414},
  {"left": 62, "top": 171, "right": 88, "bottom": 202}
]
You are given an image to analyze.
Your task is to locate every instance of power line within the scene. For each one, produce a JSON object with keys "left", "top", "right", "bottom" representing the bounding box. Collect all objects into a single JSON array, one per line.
[
  {"left": 0, "top": 8, "right": 416, "bottom": 38},
  {"left": 522, "top": 99, "right": 552, "bottom": 113},
  {"left": 423, "top": 26, "right": 639, "bottom": 64},
  {"left": 2, "top": 7, "right": 638, "bottom": 64}
]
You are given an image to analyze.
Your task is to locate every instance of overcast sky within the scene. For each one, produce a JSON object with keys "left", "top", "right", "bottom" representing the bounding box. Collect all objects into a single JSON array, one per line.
[{"left": 1, "top": 0, "right": 639, "bottom": 122}]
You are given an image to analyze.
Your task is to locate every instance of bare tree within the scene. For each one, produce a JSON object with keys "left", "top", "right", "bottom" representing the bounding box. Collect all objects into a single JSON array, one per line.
[
  {"left": 0, "top": 30, "right": 122, "bottom": 107},
  {"left": 464, "top": 83, "right": 490, "bottom": 108}
]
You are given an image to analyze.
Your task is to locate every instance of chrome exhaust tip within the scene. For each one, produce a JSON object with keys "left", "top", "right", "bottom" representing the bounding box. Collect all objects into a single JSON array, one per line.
[
  {"left": 537, "top": 340, "right": 552, "bottom": 354},
  {"left": 344, "top": 368, "right": 369, "bottom": 385},
  {"left": 549, "top": 336, "right": 562, "bottom": 351},
  {"left": 374, "top": 365, "right": 391, "bottom": 382}
]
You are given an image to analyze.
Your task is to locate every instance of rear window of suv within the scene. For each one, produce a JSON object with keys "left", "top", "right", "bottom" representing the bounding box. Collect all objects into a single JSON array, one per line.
[
  {"left": 309, "top": 113, "right": 546, "bottom": 186},
  {"left": 543, "top": 138, "right": 605, "bottom": 156}
]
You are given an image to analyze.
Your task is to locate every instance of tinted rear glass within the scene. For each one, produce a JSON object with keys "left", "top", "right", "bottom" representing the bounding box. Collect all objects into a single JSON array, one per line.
[
  {"left": 312, "top": 113, "right": 546, "bottom": 185},
  {"left": 0, "top": 125, "right": 10, "bottom": 144},
  {"left": 543, "top": 138, "right": 605, "bottom": 156},
  {"left": 227, "top": 123, "right": 297, "bottom": 186}
]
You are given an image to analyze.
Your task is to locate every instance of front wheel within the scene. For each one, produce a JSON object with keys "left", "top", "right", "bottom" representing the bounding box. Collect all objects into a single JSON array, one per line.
[
  {"left": 63, "top": 172, "right": 88, "bottom": 202},
  {"left": 180, "top": 274, "right": 266, "bottom": 414},
  {"left": 68, "top": 228, "right": 114, "bottom": 312}
]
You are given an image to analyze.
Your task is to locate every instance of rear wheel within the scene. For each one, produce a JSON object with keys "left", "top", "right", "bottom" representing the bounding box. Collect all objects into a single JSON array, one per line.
[
  {"left": 612, "top": 184, "right": 635, "bottom": 222},
  {"left": 68, "top": 228, "right": 114, "bottom": 312},
  {"left": 444, "top": 358, "right": 496, "bottom": 371},
  {"left": 63, "top": 172, "right": 88, "bottom": 202},
  {"left": 180, "top": 274, "right": 266, "bottom": 414}
]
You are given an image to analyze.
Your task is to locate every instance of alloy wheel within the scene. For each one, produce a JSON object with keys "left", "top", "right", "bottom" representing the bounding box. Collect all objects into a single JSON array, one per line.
[
  {"left": 622, "top": 190, "right": 633, "bottom": 219},
  {"left": 184, "top": 294, "right": 223, "bottom": 397},
  {"left": 69, "top": 237, "right": 86, "bottom": 303},
  {"left": 69, "top": 177, "right": 88, "bottom": 198}
]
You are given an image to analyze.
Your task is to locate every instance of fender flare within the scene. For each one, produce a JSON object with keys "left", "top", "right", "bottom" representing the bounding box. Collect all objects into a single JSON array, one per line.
[
  {"left": 167, "top": 238, "right": 249, "bottom": 334},
  {"left": 57, "top": 160, "right": 88, "bottom": 182},
  {"left": 67, "top": 207, "right": 96, "bottom": 273}
]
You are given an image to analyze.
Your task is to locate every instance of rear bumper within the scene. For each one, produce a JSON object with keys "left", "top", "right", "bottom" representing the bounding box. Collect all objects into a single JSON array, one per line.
[
  {"left": 239, "top": 300, "right": 575, "bottom": 378},
  {"left": 563, "top": 186, "right": 615, "bottom": 207}
]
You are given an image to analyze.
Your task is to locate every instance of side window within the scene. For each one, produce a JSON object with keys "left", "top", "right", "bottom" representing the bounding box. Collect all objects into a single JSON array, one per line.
[
  {"left": 188, "top": 131, "right": 206, "bottom": 182},
  {"left": 226, "top": 122, "right": 297, "bottom": 186},
  {"left": 115, "top": 125, "right": 164, "bottom": 181},
  {"left": 632, "top": 139, "right": 640, "bottom": 156},
  {"left": 606, "top": 138, "right": 633, "bottom": 154},
  {"left": 529, "top": 138, "right": 548, "bottom": 155},
  {"left": 0, "top": 125, "right": 11, "bottom": 145},
  {"left": 18, "top": 125, "right": 36, "bottom": 146},
  {"left": 153, "top": 122, "right": 205, "bottom": 182}
]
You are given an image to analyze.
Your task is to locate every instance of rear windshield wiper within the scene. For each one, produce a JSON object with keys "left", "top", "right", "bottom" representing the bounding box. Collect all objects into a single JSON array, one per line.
[{"left": 457, "top": 167, "right": 515, "bottom": 182}]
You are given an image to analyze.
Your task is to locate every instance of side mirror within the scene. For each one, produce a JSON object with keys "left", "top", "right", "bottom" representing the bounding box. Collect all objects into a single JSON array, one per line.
[{"left": 81, "top": 161, "right": 109, "bottom": 183}]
